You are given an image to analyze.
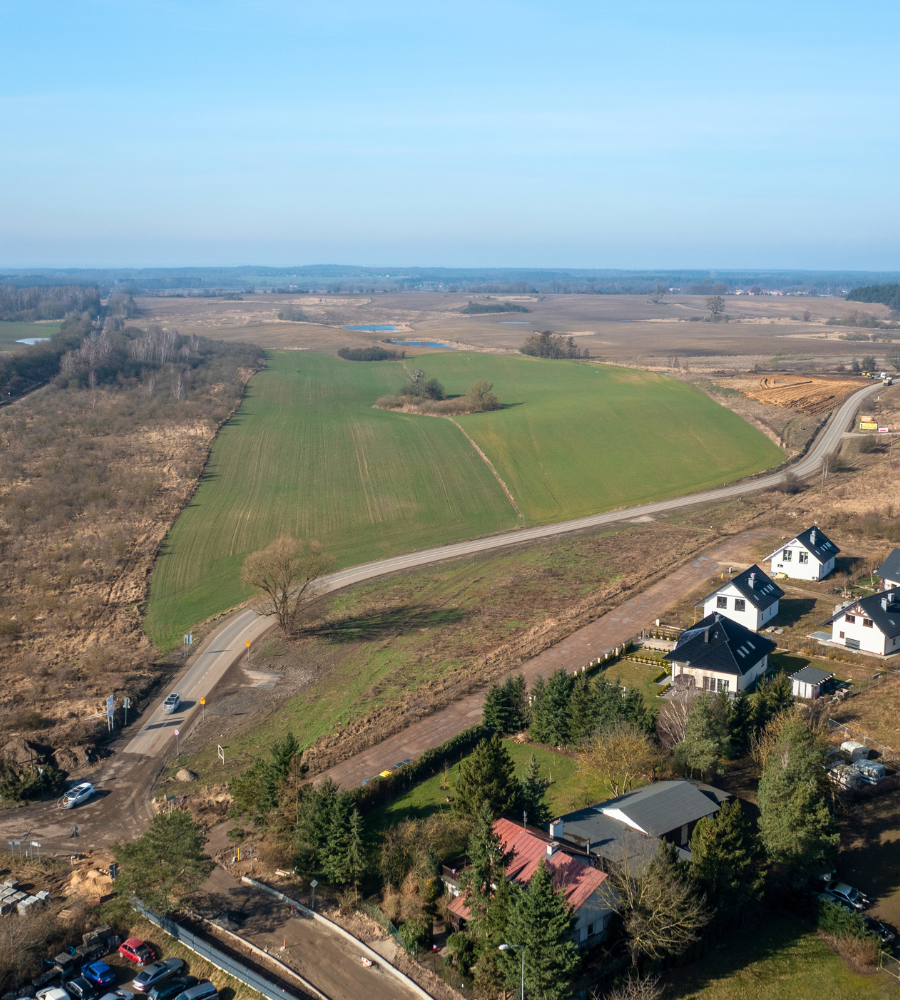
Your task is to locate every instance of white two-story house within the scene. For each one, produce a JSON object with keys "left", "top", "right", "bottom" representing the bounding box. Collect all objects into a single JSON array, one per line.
[
  {"left": 698, "top": 564, "right": 784, "bottom": 631},
  {"left": 664, "top": 612, "right": 777, "bottom": 695},
  {"left": 878, "top": 549, "right": 900, "bottom": 591},
  {"left": 821, "top": 591, "right": 900, "bottom": 656},
  {"left": 764, "top": 526, "right": 839, "bottom": 582}
]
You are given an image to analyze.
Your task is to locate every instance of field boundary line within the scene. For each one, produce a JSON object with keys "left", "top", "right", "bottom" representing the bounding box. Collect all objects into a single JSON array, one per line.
[{"left": 445, "top": 416, "right": 524, "bottom": 518}]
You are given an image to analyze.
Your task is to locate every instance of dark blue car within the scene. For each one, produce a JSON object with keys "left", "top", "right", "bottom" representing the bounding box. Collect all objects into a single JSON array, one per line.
[{"left": 82, "top": 964, "right": 116, "bottom": 988}]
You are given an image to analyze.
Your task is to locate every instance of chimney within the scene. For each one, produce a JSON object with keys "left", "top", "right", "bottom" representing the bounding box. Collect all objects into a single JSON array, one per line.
[
  {"left": 811, "top": 529, "right": 817, "bottom": 545},
  {"left": 549, "top": 818, "right": 564, "bottom": 840},
  {"left": 749, "top": 571, "right": 756, "bottom": 588},
  {"left": 546, "top": 842, "right": 559, "bottom": 857}
]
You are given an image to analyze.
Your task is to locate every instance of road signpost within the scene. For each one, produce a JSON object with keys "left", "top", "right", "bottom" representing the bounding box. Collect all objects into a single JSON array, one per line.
[{"left": 174, "top": 728, "right": 180, "bottom": 756}]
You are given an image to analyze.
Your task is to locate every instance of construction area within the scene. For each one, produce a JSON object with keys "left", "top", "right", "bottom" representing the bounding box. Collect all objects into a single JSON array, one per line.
[{"left": 715, "top": 374, "right": 868, "bottom": 414}]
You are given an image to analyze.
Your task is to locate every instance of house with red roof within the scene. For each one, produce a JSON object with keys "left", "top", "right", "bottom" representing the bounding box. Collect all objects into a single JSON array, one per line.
[{"left": 446, "top": 817, "right": 614, "bottom": 947}]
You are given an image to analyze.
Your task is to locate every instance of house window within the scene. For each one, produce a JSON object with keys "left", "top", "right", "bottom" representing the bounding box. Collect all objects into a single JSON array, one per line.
[
  {"left": 845, "top": 615, "right": 855, "bottom": 623},
  {"left": 863, "top": 618, "right": 873, "bottom": 628},
  {"left": 783, "top": 549, "right": 792, "bottom": 561},
  {"left": 734, "top": 599, "right": 746, "bottom": 612},
  {"left": 717, "top": 596, "right": 728, "bottom": 609},
  {"left": 799, "top": 552, "right": 809, "bottom": 564}
]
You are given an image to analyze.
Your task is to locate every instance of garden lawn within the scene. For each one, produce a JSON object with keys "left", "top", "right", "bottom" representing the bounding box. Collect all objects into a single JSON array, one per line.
[
  {"left": 146, "top": 351, "right": 783, "bottom": 648},
  {"left": 666, "top": 914, "right": 892, "bottom": 1000},
  {"left": 368, "top": 739, "right": 618, "bottom": 832}
]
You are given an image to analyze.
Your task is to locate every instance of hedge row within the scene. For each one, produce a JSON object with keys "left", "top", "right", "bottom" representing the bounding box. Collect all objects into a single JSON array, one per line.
[{"left": 349, "top": 723, "right": 489, "bottom": 814}]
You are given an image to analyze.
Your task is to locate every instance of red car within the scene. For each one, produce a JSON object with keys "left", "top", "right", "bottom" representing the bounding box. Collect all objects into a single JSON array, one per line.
[{"left": 118, "top": 938, "right": 157, "bottom": 965}]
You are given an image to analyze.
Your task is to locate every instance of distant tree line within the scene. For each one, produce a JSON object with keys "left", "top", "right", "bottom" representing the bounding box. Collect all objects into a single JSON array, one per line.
[
  {"left": 846, "top": 283, "right": 900, "bottom": 311},
  {"left": 519, "top": 330, "right": 588, "bottom": 359},
  {"left": 0, "top": 284, "right": 100, "bottom": 321},
  {"left": 338, "top": 346, "right": 405, "bottom": 361},
  {"left": 460, "top": 301, "right": 530, "bottom": 314}
]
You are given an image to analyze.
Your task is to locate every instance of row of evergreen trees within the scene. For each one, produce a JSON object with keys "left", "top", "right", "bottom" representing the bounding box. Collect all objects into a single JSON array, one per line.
[{"left": 482, "top": 668, "right": 654, "bottom": 745}]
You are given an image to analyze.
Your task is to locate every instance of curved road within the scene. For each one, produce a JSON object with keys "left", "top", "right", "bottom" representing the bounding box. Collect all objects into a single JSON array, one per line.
[
  {"left": 0, "top": 381, "right": 876, "bottom": 855},
  {"left": 127, "top": 379, "right": 879, "bottom": 758}
]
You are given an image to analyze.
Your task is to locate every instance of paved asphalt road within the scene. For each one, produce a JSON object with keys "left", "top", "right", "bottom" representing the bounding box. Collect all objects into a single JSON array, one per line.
[{"left": 0, "top": 380, "right": 877, "bottom": 855}]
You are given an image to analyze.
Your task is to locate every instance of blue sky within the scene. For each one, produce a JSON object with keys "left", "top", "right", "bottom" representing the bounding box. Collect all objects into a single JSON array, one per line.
[{"left": 1, "top": 0, "right": 898, "bottom": 269}]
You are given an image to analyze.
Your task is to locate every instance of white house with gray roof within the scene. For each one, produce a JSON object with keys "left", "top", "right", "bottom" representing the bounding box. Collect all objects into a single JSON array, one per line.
[
  {"left": 878, "top": 548, "right": 900, "bottom": 591},
  {"left": 764, "top": 526, "right": 838, "bottom": 582},
  {"left": 698, "top": 564, "right": 784, "bottom": 631},
  {"left": 547, "top": 780, "right": 730, "bottom": 871},
  {"left": 821, "top": 591, "right": 900, "bottom": 656}
]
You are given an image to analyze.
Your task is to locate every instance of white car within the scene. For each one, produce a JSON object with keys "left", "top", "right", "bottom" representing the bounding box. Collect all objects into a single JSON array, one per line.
[
  {"left": 36, "top": 989, "right": 70, "bottom": 1000},
  {"left": 62, "top": 782, "right": 95, "bottom": 809},
  {"left": 163, "top": 693, "right": 181, "bottom": 714}
]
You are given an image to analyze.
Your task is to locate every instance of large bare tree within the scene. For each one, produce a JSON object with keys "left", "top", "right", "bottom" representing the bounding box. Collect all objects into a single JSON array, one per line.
[
  {"left": 241, "top": 535, "right": 333, "bottom": 634},
  {"left": 576, "top": 720, "right": 659, "bottom": 798}
]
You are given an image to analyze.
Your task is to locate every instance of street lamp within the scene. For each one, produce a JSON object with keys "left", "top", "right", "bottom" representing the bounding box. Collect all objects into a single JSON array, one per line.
[{"left": 498, "top": 943, "right": 524, "bottom": 1000}]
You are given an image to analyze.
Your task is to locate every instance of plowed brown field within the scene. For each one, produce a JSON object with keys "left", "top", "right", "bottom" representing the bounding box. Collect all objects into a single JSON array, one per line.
[{"left": 716, "top": 374, "right": 864, "bottom": 414}]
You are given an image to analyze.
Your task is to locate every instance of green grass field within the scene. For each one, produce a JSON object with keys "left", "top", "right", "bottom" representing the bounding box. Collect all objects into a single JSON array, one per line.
[
  {"left": 145, "top": 351, "right": 783, "bottom": 647},
  {"left": 367, "top": 739, "right": 618, "bottom": 832},
  {"left": 0, "top": 321, "right": 60, "bottom": 349}
]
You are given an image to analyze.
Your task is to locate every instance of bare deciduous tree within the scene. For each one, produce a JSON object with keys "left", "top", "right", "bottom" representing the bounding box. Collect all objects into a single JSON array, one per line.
[
  {"left": 601, "top": 843, "right": 709, "bottom": 966},
  {"left": 241, "top": 535, "right": 334, "bottom": 634},
  {"left": 576, "top": 720, "right": 659, "bottom": 798},
  {"left": 706, "top": 295, "right": 725, "bottom": 322}
]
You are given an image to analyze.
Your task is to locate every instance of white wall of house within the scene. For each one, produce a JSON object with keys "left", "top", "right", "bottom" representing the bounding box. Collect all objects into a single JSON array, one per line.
[
  {"left": 830, "top": 611, "right": 894, "bottom": 655},
  {"left": 574, "top": 893, "right": 614, "bottom": 946},
  {"left": 671, "top": 654, "right": 768, "bottom": 694},
  {"left": 769, "top": 544, "right": 834, "bottom": 581},
  {"left": 702, "top": 583, "right": 779, "bottom": 631}
]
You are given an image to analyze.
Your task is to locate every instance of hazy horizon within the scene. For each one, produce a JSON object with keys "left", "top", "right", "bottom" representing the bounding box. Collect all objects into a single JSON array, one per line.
[{"left": 3, "top": 0, "right": 898, "bottom": 270}]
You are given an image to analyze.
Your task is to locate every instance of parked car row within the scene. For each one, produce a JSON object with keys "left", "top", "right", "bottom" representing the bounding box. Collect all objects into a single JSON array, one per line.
[
  {"left": 361, "top": 758, "right": 410, "bottom": 786},
  {"left": 22, "top": 940, "right": 217, "bottom": 1000}
]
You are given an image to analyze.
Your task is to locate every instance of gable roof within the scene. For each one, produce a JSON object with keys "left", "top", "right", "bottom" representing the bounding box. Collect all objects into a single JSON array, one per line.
[
  {"left": 598, "top": 781, "right": 720, "bottom": 837},
  {"left": 790, "top": 665, "right": 834, "bottom": 686},
  {"left": 698, "top": 564, "right": 784, "bottom": 612},
  {"left": 448, "top": 818, "right": 607, "bottom": 921},
  {"left": 821, "top": 591, "right": 900, "bottom": 639},
  {"left": 664, "top": 612, "right": 776, "bottom": 676},
  {"left": 878, "top": 548, "right": 900, "bottom": 584},
  {"left": 763, "top": 525, "right": 840, "bottom": 564}
]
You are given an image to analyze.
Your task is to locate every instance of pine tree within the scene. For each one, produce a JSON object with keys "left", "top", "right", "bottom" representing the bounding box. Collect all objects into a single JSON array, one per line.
[
  {"left": 502, "top": 674, "right": 530, "bottom": 731},
  {"left": 454, "top": 735, "right": 519, "bottom": 820},
  {"left": 115, "top": 811, "right": 215, "bottom": 913},
  {"left": 528, "top": 675, "right": 548, "bottom": 741},
  {"left": 690, "top": 800, "right": 765, "bottom": 920},
  {"left": 530, "top": 669, "right": 573, "bottom": 745},
  {"left": 500, "top": 859, "right": 580, "bottom": 1000},
  {"left": 482, "top": 682, "right": 510, "bottom": 734},
  {"left": 727, "top": 689, "right": 754, "bottom": 756},
  {"left": 758, "top": 717, "right": 839, "bottom": 885},
  {"left": 518, "top": 753, "right": 551, "bottom": 826},
  {"left": 568, "top": 673, "right": 598, "bottom": 742},
  {"left": 675, "top": 692, "right": 728, "bottom": 775}
]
